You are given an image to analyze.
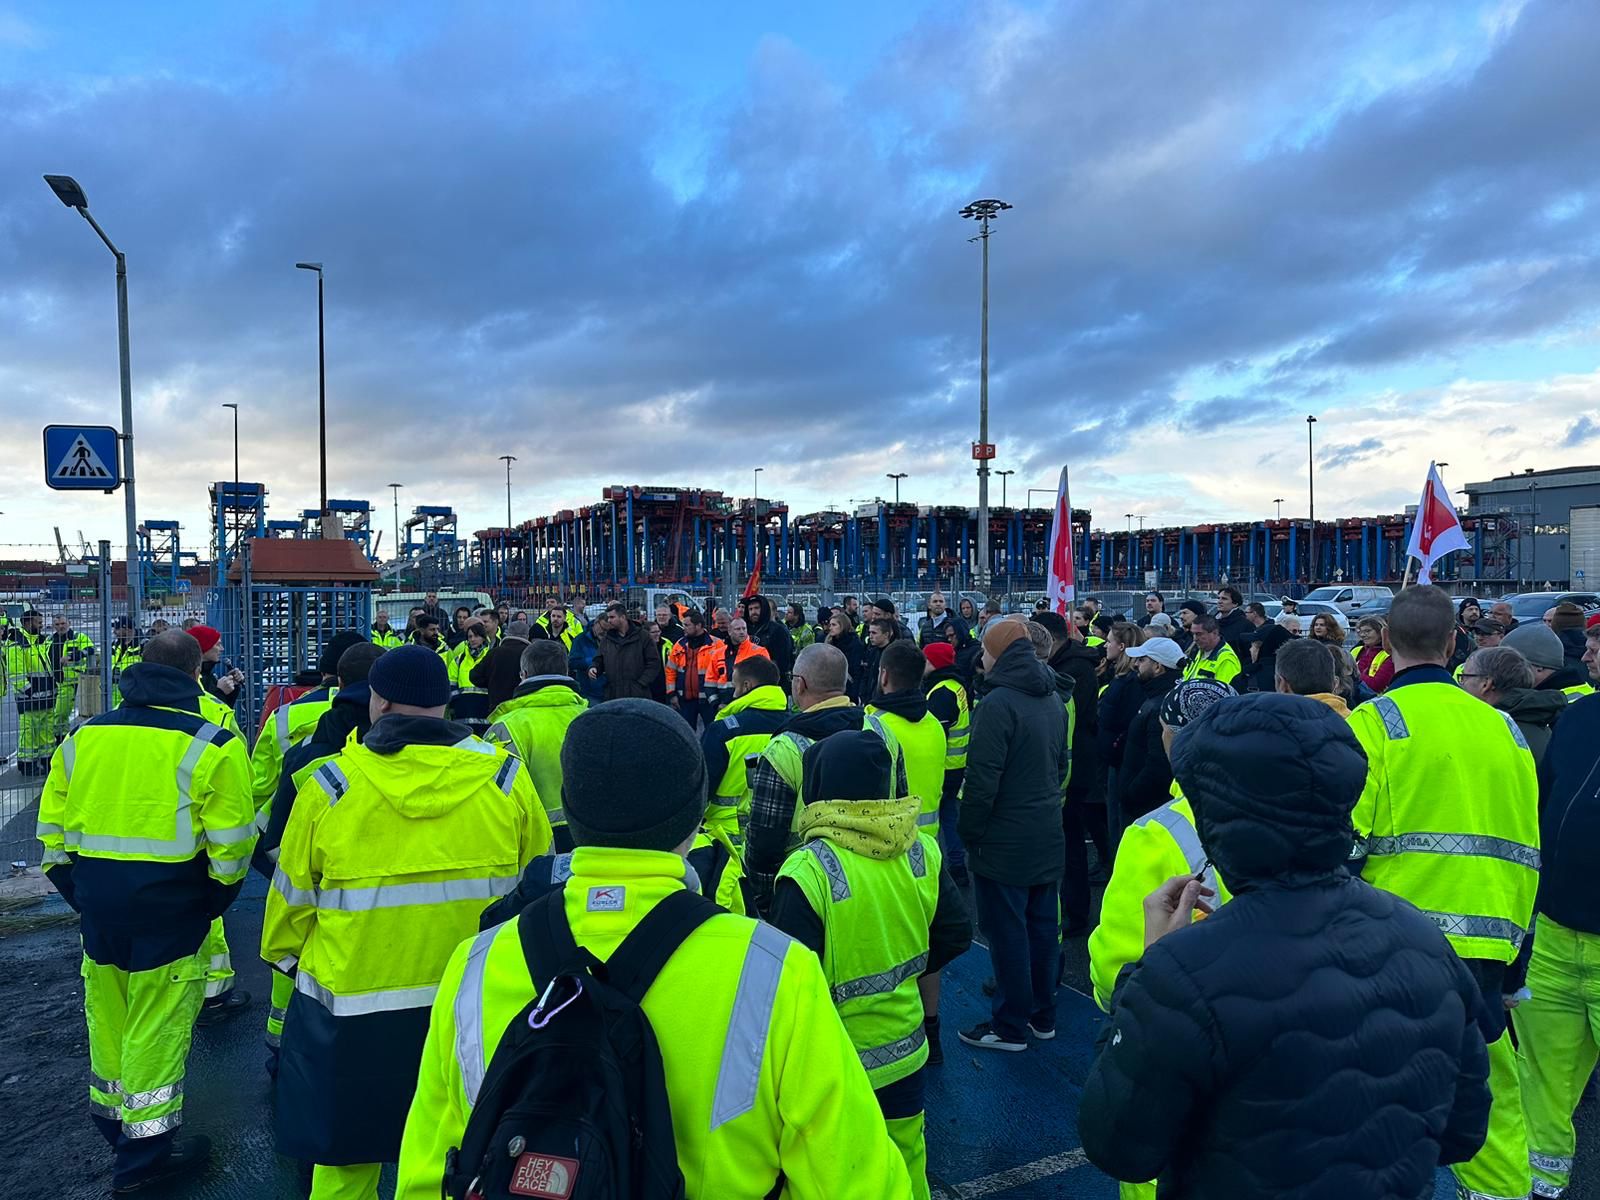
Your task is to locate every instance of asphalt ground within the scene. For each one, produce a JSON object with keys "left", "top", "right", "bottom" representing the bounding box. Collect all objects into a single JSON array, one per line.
[{"left": 2, "top": 865, "right": 1597, "bottom": 1198}]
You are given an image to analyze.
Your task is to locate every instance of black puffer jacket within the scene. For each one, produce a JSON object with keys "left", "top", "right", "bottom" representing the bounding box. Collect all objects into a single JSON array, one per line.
[
  {"left": 1117, "top": 668, "right": 1182, "bottom": 823},
  {"left": 1049, "top": 640, "right": 1101, "bottom": 802},
  {"left": 957, "top": 639, "right": 1070, "bottom": 886},
  {"left": 1081, "top": 694, "right": 1492, "bottom": 1200}
]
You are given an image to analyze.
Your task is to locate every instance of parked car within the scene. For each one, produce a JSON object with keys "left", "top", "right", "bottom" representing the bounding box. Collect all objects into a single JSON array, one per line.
[
  {"left": 1083, "top": 590, "right": 1139, "bottom": 620},
  {"left": 1501, "top": 591, "right": 1600, "bottom": 622},
  {"left": 1301, "top": 584, "right": 1395, "bottom": 614},
  {"left": 1289, "top": 600, "right": 1351, "bottom": 633}
]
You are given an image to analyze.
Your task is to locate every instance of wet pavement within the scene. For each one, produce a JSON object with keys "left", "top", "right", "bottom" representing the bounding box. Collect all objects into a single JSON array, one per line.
[{"left": 2, "top": 873, "right": 1595, "bottom": 1199}]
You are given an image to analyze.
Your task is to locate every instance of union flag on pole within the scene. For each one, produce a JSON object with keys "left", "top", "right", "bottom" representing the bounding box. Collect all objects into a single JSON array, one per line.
[
  {"left": 1046, "top": 465, "right": 1076, "bottom": 614},
  {"left": 1405, "top": 462, "right": 1470, "bottom": 586},
  {"left": 742, "top": 561, "right": 762, "bottom": 600}
]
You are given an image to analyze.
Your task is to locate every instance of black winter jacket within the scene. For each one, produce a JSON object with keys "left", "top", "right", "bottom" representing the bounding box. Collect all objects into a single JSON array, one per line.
[
  {"left": 827, "top": 631, "right": 870, "bottom": 703},
  {"left": 1081, "top": 694, "right": 1493, "bottom": 1200},
  {"left": 1050, "top": 640, "right": 1101, "bottom": 802},
  {"left": 1535, "top": 691, "right": 1600, "bottom": 935},
  {"left": 957, "top": 640, "right": 1070, "bottom": 886},
  {"left": 1096, "top": 671, "right": 1143, "bottom": 769},
  {"left": 1214, "top": 607, "right": 1253, "bottom": 660},
  {"left": 594, "top": 621, "right": 662, "bottom": 701},
  {"left": 746, "top": 595, "right": 796, "bottom": 681},
  {"left": 1117, "top": 669, "right": 1182, "bottom": 823}
]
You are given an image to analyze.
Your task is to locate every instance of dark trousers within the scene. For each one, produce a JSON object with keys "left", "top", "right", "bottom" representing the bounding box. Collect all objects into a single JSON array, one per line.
[
  {"left": 973, "top": 875, "right": 1059, "bottom": 1042},
  {"left": 675, "top": 697, "right": 715, "bottom": 731},
  {"left": 1061, "top": 798, "right": 1109, "bottom": 928},
  {"left": 938, "top": 771, "right": 966, "bottom": 873}
]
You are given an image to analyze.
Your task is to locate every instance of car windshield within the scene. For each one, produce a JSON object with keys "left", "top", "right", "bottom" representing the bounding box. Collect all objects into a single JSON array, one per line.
[
  {"left": 1509, "top": 594, "right": 1564, "bottom": 620},
  {"left": 1302, "top": 587, "right": 1347, "bottom": 602}
]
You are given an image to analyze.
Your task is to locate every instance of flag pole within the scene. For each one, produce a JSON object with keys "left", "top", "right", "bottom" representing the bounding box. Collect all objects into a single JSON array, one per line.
[{"left": 1400, "top": 558, "right": 1415, "bottom": 591}]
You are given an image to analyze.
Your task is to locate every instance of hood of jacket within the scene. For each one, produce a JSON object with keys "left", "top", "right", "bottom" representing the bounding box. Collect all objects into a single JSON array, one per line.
[
  {"left": 868, "top": 687, "right": 929, "bottom": 723},
  {"left": 117, "top": 662, "right": 203, "bottom": 714},
  {"left": 1304, "top": 692, "right": 1351, "bottom": 718},
  {"left": 353, "top": 714, "right": 509, "bottom": 816},
  {"left": 310, "top": 682, "right": 373, "bottom": 747},
  {"left": 1558, "top": 627, "right": 1588, "bottom": 662},
  {"left": 720, "top": 683, "right": 788, "bottom": 719},
  {"left": 1540, "top": 663, "right": 1589, "bottom": 692},
  {"left": 990, "top": 638, "right": 1057, "bottom": 698},
  {"left": 748, "top": 594, "right": 775, "bottom": 625},
  {"left": 1497, "top": 686, "right": 1567, "bottom": 729},
  {"left": 782, "top": 696, "right": 868, "bottom": 740},
  {"left": 796, "top": 729, "right": 919, "bottom": 858},
  {"left": 487, "top": 676, "right": 587, "bottom": 724},
  {"left": 1170, "top": 692, "right": 1369, "bottom": 891}
]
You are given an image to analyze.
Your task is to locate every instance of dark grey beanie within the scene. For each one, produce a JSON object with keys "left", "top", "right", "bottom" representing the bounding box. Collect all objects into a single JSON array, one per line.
[{"left": 560, "top": 699, "right": 707, "bottom": 851}]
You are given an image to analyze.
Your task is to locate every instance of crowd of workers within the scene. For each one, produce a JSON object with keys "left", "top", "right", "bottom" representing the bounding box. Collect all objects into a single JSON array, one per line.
[{"left": 24, "top": 579, "right": 1600, "bottom": 1199}]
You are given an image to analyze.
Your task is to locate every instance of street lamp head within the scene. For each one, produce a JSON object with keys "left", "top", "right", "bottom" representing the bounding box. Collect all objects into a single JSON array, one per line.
[
  {"left": 295, "top": 262, "right": 323, "bottom": 273},
  {"left": 959, "top": 198, "right": 1014, "bottom": 221},
  {"left": 221, "top": 401, "right": 238, "bottom": 411},
  {"left": 1306, "top": 414, "right": 1318, "bottom": 424},
  {"left": 44, "top": 174, "right": 88, "bottom": 209}
]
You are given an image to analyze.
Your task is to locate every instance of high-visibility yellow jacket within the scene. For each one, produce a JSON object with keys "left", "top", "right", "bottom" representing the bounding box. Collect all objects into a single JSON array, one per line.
[
  {"left": 37, "top": 661, "right": 255, "bottom": 970},
  {"left": 535, "top": 613, "right": 579, "bottom": 652},
  {"left": 199, "top": 690, "right": 244, "bottom": 740},
  {"left": 866, "top": 700, "right": 947, "bottom": 830},
  {"left": 485, "top": 678, "right": 586, "bottom": 835},
  {"left": 109, "top": 640, "right": 143, "bottom": 705},
  {"left": 262, "top": 716, "right": 549, "bottom": 1163},
  {"left": 1183, "top": 643, "right": 1242, "bottom": 688},
  {"left": 371, "top": 627, "right": 405, "bottom": 650},
  {"left": 777, "top": 829, "right": 940, "bottom": 1090},
  {"left": 925, "top": 676, "right": 970, "bottom": 771},
  {"left": 394, "top": 847, "right": 913, "bottom": 1200},
  {"left": 700, "top": 684, "right": 790, "bottom": 844},
  {"left": 261, "top": 718, "right": 550, "bottom": 1009},
  {"left": 1087, "top": 793, "right": 1232, "bottom": 1011},
  {"left": 250, "top": 685, "right": 336, "bottom": 811},
  {"left": 1348, "top": 668, "right": 1540, "bottom": 964},
  {"left": 6, "top": 629, "right": 56, "bottom": 709}
]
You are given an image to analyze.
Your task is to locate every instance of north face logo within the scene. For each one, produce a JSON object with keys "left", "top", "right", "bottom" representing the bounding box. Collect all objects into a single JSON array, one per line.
[{"left": 509, "top": 1152, "right": 578, "bottom": 1199}]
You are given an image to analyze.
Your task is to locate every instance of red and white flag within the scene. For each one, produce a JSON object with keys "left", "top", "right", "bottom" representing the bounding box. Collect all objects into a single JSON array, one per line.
[
  {"left": 1045, "top": 465, "right": 1076, "bottom": 614},
  {"left": 1405, "top": 462, "right": 1470, "bottom": 585}
]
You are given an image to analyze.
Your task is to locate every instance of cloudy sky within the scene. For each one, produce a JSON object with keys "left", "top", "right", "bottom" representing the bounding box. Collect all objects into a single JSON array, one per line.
[{"left": 3, "top": 0, "right": 1598, "bottom": 558}]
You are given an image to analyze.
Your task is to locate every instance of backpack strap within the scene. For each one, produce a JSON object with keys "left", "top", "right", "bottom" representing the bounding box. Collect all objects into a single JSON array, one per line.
[
  {"left": 517, "top": 891, "right": 591, "bottom": 996},
  {"left": 517, "top": 886, "right": 720, "bottom": 1006},
  {"left": 603, "top": 889, "right": 721, "bottom": 1005}
]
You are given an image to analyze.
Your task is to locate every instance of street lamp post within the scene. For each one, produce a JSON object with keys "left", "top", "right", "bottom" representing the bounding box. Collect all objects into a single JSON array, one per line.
[
  {"left": 886, "top": 472, "right": 908, "bottom": 504},
  {"left": 995, "top": 469, "right": 1014, "bottom": 508},
  {"left": 960, "top": 197, "right": 1013, "bottom": 588},
  {"left": 752, "top": 467, "right": 764, "bottom": 575},
  {"left": 1273, "top": 497, "right": 1284, "bottom": 521},
  {"left": 388, "top": 483, "right": 403, "bottom": 563},
  {"left": 500, "top": 455, "right": 516, "bottom": 529},
  {"left": 295, "top": 262, "right": 327, "bottom": 524},
  {"left": 1306, "top": 415, "right": 1318, "bottom": 582},
  {"left": 222, "top": 403, "right": 239, "bottom": 557},
  {"left": 1136, "top": 515, "right": 1147, "bottom": 532},
  {"left": 44, "top": 175, "right": 142, "bottom": 625},
  {"left": 1125, "top": 513, "right": 1133, "bottom": 534}
]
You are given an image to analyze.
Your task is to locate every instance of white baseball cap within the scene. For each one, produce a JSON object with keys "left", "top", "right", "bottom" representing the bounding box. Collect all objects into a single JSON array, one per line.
[{"left": 1124, "top": 636, "right": 1184, "bottom": 669}]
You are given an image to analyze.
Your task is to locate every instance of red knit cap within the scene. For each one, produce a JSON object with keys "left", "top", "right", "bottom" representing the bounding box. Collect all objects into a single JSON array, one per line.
[
  {"left": 189, "top": 625, "right": 222, "bottom": 653},
  {"left": 923, "top": 642, "right": 956, "bottom": 670}
]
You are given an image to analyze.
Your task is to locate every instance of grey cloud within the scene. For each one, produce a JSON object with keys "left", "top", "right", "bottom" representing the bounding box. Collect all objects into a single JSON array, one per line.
[
  {"left": 1320, "top": 437, "right": 1386, "bottom": 470},
  {"left": 1563, "top": 414, "right": 1600, "bottom": 447},
  {"left": 2, "top": 0, "right": 1599, "bottom": 541}
]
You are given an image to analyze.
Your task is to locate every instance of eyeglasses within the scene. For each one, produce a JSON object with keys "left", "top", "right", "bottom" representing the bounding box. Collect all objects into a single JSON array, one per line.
[{"left": 1458, "top": 673, "right": 1486, "bottom": 682}]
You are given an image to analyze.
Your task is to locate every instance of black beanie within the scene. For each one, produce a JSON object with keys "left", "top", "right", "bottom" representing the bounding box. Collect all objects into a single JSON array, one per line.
[
  {"left": 801, "top": 731, "right": 894, "bottom": 806},
  {"left": 319, "top": 629, "right": 368, "bottom": 676},
  {"left": 561, "top": 699, "right": 707, "bottom": 851},
  {"left": 368, "top": 645, "right": 452, "bottom": 709}
]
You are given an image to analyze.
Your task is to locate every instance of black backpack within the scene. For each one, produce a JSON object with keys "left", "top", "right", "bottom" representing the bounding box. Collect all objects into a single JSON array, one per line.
[{"left": 445, "top": 888, "right": 718, "bottom": 1200}]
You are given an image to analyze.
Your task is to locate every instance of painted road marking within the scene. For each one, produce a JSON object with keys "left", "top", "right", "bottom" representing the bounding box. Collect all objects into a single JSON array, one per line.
[{"left": 933, "top": 1148, "right": 1092, "bottom": 1199}]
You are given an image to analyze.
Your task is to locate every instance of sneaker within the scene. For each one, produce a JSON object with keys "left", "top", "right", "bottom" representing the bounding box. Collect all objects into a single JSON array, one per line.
[
  {"left": 958, "top": 1022, "right": 1027, "bottom": 1052},
  {"left": 197, "top": 988, "right": 252, "bottom": 1026},
  {"left": 1029, "top": 1020, "right": 1057, "bottom": 1040},
  {"left": 112, "top": 1134, "right": 212, "bottom": 1193}
]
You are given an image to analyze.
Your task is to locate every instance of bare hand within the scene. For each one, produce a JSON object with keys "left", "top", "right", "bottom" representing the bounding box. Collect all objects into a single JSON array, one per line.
[
  {"left": 588, "top": 667, "right": 598, "bottom": 678},
  {"left": 1143, "top": 873, "right": 1215, "bottom": 949},
  {"left": 217, "top": 675, "right": 238, "bottom": 696}
]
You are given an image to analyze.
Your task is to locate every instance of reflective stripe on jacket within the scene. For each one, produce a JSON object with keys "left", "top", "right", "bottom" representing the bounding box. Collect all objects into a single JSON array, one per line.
[
  {"left": 777, "top": 833, "right": 940, "bottom": 1090},
  {"left": 393, "top": 847, "right": 913, "bottom": 1200},
  {"left": 1348, "top": 676, "right": 1539, "bottom": 964}
]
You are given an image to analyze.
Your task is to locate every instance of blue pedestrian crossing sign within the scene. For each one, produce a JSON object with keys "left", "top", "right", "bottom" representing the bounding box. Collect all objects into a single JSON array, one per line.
[{"left": 44, "top": 425, "right": 122, "bottom": 491}]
